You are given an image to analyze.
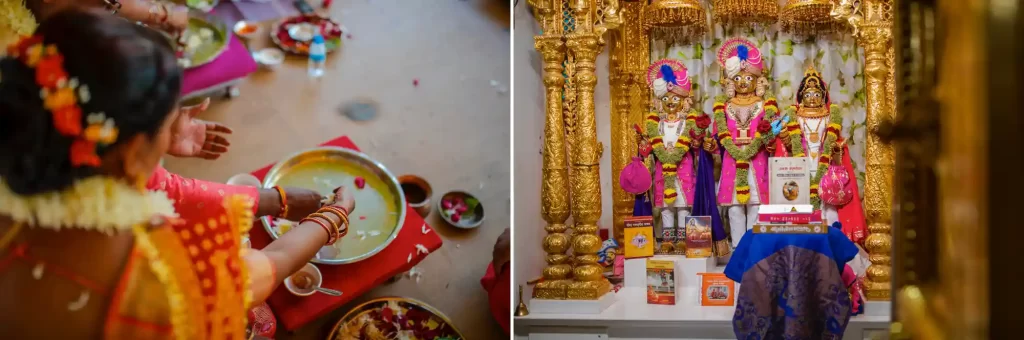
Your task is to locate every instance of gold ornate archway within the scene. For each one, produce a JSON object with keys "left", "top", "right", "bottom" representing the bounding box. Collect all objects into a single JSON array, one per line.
[{"left": 528, "top": 0, "right": 895, "bottom": 301}]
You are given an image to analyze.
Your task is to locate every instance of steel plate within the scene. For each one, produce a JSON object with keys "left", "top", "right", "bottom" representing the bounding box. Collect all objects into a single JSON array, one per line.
[{"left": 261, "top": 147, "right": 406, "bottom": 265}]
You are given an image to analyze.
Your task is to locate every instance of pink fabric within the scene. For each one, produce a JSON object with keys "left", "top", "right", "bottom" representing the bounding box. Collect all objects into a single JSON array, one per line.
[
  {"left": 620, "top": 156, "right": 652, "bottom": 194},
  {"left": 652, "top": 155, "right": 696, "bottom": 207},
  {"left": 180, "top": 35, "right": 257, "bottom": 96},
  {"left": 673, "top": 70, "right": 691, "bottom": 94},
  {"left": 147, "top": 165, "right": 260, "bottom": 216},
  {"left": 820, "top": 163, "right": 853, "bottom": 206},
  {"left": 715, "top": 103, "right": 770, "bottom": 204},
  {"left": 743, "top": 47, "right": 764, "bottom": 73},
  {"left": 613, "top": 255, "right": 625, "bottom": 276},
  {"left": 835, "top": 145, "right": 867, "bottom": 244},
  {"left": 842, "top": 265, "right": 863, "bottom": 313}
]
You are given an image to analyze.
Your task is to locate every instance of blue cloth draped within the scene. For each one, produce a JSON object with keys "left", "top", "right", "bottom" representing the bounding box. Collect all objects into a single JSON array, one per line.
[
  {"left": 633, "top": 193, "right": 653, "bottom": 216},
  {"left": 725, "top": 228, "right": 859, "bottom": 339},
  {"left": 691, "top": 148, "right": 727, "bottom": 249}
]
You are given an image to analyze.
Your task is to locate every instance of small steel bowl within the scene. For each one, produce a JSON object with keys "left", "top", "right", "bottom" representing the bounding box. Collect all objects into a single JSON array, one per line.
[
  {"left": 436, "top": 191, "right": 485, "bottom": 229},
  {"left": 283, "top": 263, "right": 322, "bottom": 297},
  {"left": 253, "top": 48, "right": 285, "bottom": 70},
  {"left": 233, "top": 20, "right": 260, "bottom": 40}
]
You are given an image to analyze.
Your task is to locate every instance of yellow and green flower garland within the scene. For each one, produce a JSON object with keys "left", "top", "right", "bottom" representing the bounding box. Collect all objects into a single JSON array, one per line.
[
  {"left": 782, "top": 104, "right": 845, "bottom": 209},
  {"left": 712, "top": 96, "right": 779, "bottom": 204},
  {"left": 644, "top": 110, "right": 700, "bottom": 205}
]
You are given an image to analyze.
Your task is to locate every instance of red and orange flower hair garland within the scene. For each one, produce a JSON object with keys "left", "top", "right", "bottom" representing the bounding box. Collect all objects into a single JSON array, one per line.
[{"left": 6, "top": 35, "right": 119, "bottom": 167}]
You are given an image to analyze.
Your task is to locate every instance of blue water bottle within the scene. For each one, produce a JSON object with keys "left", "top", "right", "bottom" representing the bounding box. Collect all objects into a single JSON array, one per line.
[{"left": 308, "top": 33, "right": 326, "bottom": 78}]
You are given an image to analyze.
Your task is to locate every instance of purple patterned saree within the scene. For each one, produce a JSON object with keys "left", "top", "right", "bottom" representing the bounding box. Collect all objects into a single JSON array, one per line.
[{"left": 726, "top": 228, "right": 859, "bottom": 339}]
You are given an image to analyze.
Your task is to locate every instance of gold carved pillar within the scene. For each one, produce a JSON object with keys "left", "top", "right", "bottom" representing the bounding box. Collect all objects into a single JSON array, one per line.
[
  {"left": 833, "top": 0, "right": 894, "bottom": 301},
  {"left": 531, "top": 0, "right": 574, "bottom": 300},
  {"left": 565, "top": 0, "right": 613, "bottom": 300},
  {"left": 609, "top": 1, "right": 649, "bottom": 252}
]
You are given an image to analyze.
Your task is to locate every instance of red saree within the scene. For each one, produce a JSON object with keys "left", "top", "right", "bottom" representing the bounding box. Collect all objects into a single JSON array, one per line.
[
  {"left": 148, "top": 166, "right": 260, "bottom": 221},
  {"left": 480, "top": 262, "right": 510, "bottom": 334}
]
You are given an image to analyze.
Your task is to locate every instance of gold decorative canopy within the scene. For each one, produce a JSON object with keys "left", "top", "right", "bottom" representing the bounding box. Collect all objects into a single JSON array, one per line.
[
  {"left": 780, "top": 0, "right": 844, "bottom": 36},
  {"left": 711, "top": 0, "right": 778, "bottom": 27},
  {"left": 643, "top": 0, "right": 708, "bottom": 43}
]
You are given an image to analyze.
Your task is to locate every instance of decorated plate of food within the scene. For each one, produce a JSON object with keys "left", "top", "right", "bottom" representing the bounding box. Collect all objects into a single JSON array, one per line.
[
  {"left": 261, "top": 147, "right": 406, "bottom": 265},
  {"left": 176, "top": 10, "right": 228, "bottom": 69},
  {"left": 326, "top": 297, "right": 464, "bottom": 340},
  {"left": 271, "top": 14, "right": 343, "bottom": 55}
]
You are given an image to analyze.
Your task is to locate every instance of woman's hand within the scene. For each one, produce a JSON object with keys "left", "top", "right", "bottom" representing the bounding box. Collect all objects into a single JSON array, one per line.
[
  {"left": 168, "top": 99, "right": 234, "bottom": 160},
  {"left": 326, "top": 186, "right": 356, "bottom": 215},
  {"left": 492, "top": 228, "right": 511, "bottom": 270},
  {"left": 165, "top": 3, "right": 189, "bottom": 34}
]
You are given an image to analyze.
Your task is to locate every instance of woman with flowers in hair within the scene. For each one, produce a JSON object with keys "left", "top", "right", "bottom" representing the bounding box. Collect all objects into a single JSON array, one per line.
[
  {"left": 707, "top": 38, "right": 781, "bottom": 248},
  {"left": 1, "top": 0, "right": 322, "bottom": 244},
  {"left": 0, "top": 9, "right": 353, "bottom": 338},
  {"left": 640, "top": 60, "right": 705, "bottom": 247}
]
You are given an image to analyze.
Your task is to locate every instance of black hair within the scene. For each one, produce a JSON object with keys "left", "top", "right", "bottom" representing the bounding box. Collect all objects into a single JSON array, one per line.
[
  {"left": 796, "top": 76, "right": 830, "bottom": 106},
  {"left": 0, "top": 8, "right": 182, "bottom": 195}
]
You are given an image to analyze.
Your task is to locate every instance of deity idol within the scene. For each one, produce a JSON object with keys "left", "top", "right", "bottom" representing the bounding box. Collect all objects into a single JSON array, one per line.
[
  {"left": 640, "top": 60, "right": 709, "bottom": 243},
  {"left": 775, "top": 66, "right": 867, "bottom": 243},
  {"left": 709, "top": 38, "right": 780, "bottom": 247}
]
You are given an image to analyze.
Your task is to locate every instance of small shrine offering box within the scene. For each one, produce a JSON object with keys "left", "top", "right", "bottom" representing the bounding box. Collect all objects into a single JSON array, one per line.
[
  {"left": 770, "top": 157, "right": 811, "bottom": 205},
  {"left": 646, "top": 259, "right": 679, "bottom": 305},
  {"left": 699, "top": 273, "right": 735, "bottom": 306},
  {"left": 624, "top": 216, "right": 655, "bottom": 259}
]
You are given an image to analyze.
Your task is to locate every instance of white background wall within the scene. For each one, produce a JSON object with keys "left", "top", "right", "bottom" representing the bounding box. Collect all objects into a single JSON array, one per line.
[{"left": 513, "top": 3, "right": 615, "bottom": 304}]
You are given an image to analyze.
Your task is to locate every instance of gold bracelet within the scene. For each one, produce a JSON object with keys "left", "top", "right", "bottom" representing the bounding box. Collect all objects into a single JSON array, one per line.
[
  {"left": 319, "top": 206, "right": 349, "bottom": 227},
  {"left": 308, "top": 213, "right": 340, "bottom": 235}
]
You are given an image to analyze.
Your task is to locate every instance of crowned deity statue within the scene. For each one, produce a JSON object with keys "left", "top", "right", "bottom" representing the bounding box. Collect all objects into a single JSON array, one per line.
[
  {"left": 638, "top": 60, "right": 711, "bottom": 247},
  {"left": 775, "top": 65, "right": 867, "bottom": 244},
  {"left": 708, "top": 38, "right": 781, "bottom": 248}
]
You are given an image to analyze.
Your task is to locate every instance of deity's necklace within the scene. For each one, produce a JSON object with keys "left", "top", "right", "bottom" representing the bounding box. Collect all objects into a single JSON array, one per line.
[
  {"left": 796, "top": 106, "right": 830, "bottom": 118},
  {"left": 801, "top": 117, "right": 824, "bottom": 143},
  {"left": 726, "top": 102, "right": 760, "bottom": 129}
]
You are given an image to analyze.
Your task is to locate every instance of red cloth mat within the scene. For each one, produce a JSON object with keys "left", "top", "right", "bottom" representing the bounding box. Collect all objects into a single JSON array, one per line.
[{"left": 248, "top": 136, "right": 443, "bottom": 331}]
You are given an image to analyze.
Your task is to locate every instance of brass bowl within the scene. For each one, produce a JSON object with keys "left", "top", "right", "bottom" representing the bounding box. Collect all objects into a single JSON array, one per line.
[
  {"left": 261, "top": 147, "right": 407, "bottom": 265},
  {"left": 325, "top": 297, "right": 465, "bottom": 340}
]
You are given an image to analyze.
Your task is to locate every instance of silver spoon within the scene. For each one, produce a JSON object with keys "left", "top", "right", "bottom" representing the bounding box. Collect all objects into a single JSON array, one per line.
[{"left": 313, "top": 286, "right": 342, "bottom": 296}]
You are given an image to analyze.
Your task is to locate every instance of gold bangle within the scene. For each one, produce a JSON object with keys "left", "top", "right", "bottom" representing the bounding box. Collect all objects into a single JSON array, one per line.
[
  {"left": 308, "top": 213, "right": 340, "bottom": 235},
  {"left": 319, "top": 206, "right": 349, "bottom": 227}
]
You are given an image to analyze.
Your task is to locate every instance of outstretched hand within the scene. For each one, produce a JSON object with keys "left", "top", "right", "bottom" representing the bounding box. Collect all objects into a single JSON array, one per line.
[
  {"left": 168, "top": 98, "right": 234, "bottom": 160},
  {"left": 770, "top": 115, "right": 790, "bottom": 136}
]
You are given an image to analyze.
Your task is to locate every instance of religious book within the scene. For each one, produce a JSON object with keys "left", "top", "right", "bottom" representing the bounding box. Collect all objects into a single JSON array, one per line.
[
  {"left": 683, "top": 216, "right": 712, "bottom": 258},
  {"left": 769, "top": 157, "right": 811, "bottom": 204},
  {"left": 646, "top": 259, "right": 677, "bottom": 305},
  {"left": 699, "top": 273, "right": 735, "bottom": 306},
  {"left": 624, "top": 218, "right": 655, "bottom": 259}
]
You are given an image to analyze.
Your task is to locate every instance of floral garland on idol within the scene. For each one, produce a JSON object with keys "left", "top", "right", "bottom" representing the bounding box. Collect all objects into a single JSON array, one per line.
[
  {"left": 645, "top": 111, "right": 690, "bottom": 204},
  {"left": 783, "top": 104, "right": 845, "bottom": 209},
  {"left": 712, "top": 95, "right": 779, "bottom": 204},
  {"left": 644, "top": 109, "right": 711, "bottom": 204}
]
